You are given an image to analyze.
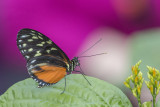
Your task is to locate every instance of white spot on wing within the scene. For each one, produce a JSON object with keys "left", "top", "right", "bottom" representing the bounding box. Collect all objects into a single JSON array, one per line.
[
  {"left": 21, "top": 35, "right": 30, "bottom": 38},
  {"left": 18, "top": 40, "right": 22, "bottom": 42},
  {"left": 31, "top": 60, "right": 36, "bottom": 63},
  {"left": 38, "top": 33, "right": 43, "bottom": 36},
  {"left": 41, "top": 42, "right": 45, "bottom": 44},
  {"left": 25, "top": 56, "right": 30, "bottom": 59},
  {"left": 32, "top": 36, "right": 38, "bottom": 39},
  {"left": 51, "top": 48, "right": 57, "bottom": 50},
  {"left": 46, "top": 50, "right": 50, "bottom": 53},
  {"left": 31, "top": 30, "right": 36, "bottom": 33},
  {"left": 35, "top": 51, "right": 42, "bottom": 57},
  {"left": 37, "top": 44, "right": 43, "bottom": 46},
  {"left": 23, "top": 43, "right": 27, "bottom": 47},
  {"left": 19, "top": 45, "right": 22, "bottom": 48},
  {"left": 46, "top": 40, "right": 52, "bottom": 44},
  {"left": 35, "top": 63, "right": 48, "bottom": 66},
  {"left": 38, "top": 36, "right": 43, "bottom": 40},
  {"left": 21, "top": 50, "right": 24, "bottom": 53},
  {"left": 28, "top": 39, "right": 33, "bottom": 42},
  {"left": 28, "top": 48, "right": 33, "bottom": 52}
]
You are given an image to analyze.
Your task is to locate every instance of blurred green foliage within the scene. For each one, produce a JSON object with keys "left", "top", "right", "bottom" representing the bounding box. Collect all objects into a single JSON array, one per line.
[{"left": 131, "top": 29, "right": 160, "bottom": 80}]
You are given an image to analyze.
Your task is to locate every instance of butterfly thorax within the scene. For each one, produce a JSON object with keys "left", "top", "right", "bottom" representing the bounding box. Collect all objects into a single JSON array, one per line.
[{"left": 70, "top": 57, "right": 80, "bottom": 72}]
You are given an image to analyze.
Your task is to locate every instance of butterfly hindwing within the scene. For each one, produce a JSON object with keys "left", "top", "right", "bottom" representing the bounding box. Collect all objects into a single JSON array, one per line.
[
  {"left": 26, "top": 55, "right": 68, "bottom": 86},
  {"left": 33, "top": 65, "right": 66, "bottom": 84}
]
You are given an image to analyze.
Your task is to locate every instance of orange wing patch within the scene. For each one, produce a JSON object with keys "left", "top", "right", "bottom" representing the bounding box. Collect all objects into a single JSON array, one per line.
[{"left": 34, "top": 65, "right": 66, "bottom": 84}]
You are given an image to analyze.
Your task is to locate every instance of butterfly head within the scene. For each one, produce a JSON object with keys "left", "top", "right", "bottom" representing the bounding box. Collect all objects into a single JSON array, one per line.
[{"left": 71, "top": 57, "right": 80, "bottom": 71}]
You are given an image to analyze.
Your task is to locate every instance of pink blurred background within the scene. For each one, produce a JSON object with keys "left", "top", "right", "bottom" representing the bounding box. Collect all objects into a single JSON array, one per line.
[{"left": 1, "top": 0, "right": 160, "bottom": 106}]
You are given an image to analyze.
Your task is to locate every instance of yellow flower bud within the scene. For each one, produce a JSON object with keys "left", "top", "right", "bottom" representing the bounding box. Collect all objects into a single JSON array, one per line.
[
  {"left": 135, "top": 76, "right": 138, "bottom": 84},
  {"left": 136, "top": 60, "right": 141, "bottom": 67},
  {"left": 137, "top": 86, "right": 141, "bottom": 95},
  {"left": 124, "top": 82, "right": 130, "bottom": 88},
  {"left": 147, "top": 66, "right": 153, "bottom": 74},
  {"left": 126, "top": 76, "right": 132, "bottom": 83},
  {"left": 155, "top": 80, "right": 158, "bottom": 87},
  {"left": 150, "top": 85, "right": 153, "bottom": 95},
  {"left": 139, "top": 78, "right": 144, "bottom": 88},
  {"left": 134, "top": 69, "right": 138, "bottom": 76},
  {"left": 145, "top": 81, "right": 150, "bottom": 88},
  {"left": 147, "top": 72, "right": 154, "bottom": 83},
  {"left": 138, "top": 72, "right": 143, "bottom": 80},
  {"left": 151, "top": 79, "right": 154, "bottom": 84},
  {"left": 153, "top": 68, "right": 156, "bottom": 78},
  {"left": 132, "top": 88, "right": 137, "bottom": 98}
]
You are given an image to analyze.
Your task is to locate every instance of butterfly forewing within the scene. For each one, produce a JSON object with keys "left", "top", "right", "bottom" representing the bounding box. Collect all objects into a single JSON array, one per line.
[
  {"left": 17, "top": 28, "right": 70, "bottom": 87},
  {"left": 17, "top": 28, "right": 70, "bottom": 62}
]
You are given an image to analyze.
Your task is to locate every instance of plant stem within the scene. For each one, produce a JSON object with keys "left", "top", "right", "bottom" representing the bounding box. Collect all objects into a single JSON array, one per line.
[
  {"left": 153, "top": 85, "right": 156, "bottom": 107},
  {"left": 153, "top": 95, "right": 156, "bottom": 107},
  {"left": 138, "top": 97, "right": 142, "bottom": 107}
]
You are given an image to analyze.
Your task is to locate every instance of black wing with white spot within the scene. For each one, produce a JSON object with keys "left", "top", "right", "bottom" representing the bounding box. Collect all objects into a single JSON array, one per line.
[{"left": 17, "top": 28, "right": 70, "bottom": 63}]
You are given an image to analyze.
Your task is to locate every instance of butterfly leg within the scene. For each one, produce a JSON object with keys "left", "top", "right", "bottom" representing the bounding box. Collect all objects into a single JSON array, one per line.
[
  {"left": 61, "top": 75, "right": 67, "bottom": 94},
  {"left": 75, "top": 66, "right": 92, "bottom": 86}
]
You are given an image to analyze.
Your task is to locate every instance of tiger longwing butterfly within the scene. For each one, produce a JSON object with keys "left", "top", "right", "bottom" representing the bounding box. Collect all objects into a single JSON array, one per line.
[{"left": 17, "top": 28, "right": 82, "bottom": 90}]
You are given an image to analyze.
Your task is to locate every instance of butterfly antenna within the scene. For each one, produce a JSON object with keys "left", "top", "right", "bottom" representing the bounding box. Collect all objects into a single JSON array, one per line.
[
  {"left": 78, "top": 66, "right": 91, "bottom": 86},
  {"left": 80, "top": 39, "right": 102, "bottom": 56},
  {"left": 78, "top": 53, "right": 107, "bottom": 58}
]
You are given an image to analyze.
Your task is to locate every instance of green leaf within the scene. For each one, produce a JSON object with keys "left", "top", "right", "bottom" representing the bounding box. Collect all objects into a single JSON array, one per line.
[
  {"left": 142, "top": 101, "right": 152, "bottom": 107},
  {"left": 0, "top": 74, "right": 132, "bottom": 107}
]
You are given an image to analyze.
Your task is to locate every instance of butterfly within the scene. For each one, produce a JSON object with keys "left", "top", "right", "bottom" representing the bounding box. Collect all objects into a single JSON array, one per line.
[
  {"left": 17, "top": 28, "right": 82, "bottom": 90},
  {"left": 17, "top": 28, "right": 105, "bottom": 93}
]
